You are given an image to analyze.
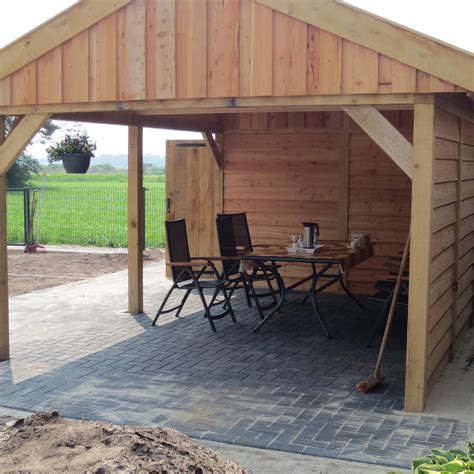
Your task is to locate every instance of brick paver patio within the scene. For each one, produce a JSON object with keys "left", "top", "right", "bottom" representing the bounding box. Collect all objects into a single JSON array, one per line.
[{"left": 0, "top": 263, "right": 471, "bottom": 470}]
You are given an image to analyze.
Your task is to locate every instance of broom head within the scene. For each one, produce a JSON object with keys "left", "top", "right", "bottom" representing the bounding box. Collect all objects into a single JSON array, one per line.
[{"left": 356, "top": 373, "right": 384, "bottom": 393}]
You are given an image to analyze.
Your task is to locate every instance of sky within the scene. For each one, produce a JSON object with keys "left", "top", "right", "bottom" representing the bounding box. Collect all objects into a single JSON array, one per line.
[{"left": 1, "top": 0, "right": 473, "bottom": 160}]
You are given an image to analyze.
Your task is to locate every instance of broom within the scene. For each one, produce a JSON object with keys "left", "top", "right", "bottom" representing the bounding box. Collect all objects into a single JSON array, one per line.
[{"left": 357, "top": 230, "right": 410, "bottom": 393}]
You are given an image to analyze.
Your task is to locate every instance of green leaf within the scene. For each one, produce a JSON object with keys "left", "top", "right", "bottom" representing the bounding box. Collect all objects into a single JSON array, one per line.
[
  {"left": 450, "top": 450, "right": 469, "bottom": 459},
  {"left": 414, "top": 457, "right": 434, "bottom": 469},
  {"left": 442, "top": 460, "right": 468, "bottom": 472},
  {"left": 418, "top": 465, "right": 449, "bottom": 473},
  {"left": 432, "top": 449, "right": 454, "bottom": 462}
]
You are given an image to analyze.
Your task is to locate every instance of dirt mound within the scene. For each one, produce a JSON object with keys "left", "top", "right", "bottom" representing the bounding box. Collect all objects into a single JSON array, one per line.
[{"left": 0, "top": 412, "right": 245, "bottom": 473}]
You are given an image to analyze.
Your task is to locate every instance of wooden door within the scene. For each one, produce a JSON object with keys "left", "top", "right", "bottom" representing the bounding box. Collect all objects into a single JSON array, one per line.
[{"left": 165, "top": 140, "right": 222, "bottom": 275}]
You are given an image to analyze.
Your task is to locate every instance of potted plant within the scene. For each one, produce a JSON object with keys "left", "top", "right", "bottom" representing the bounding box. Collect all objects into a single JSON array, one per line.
[{"left": 46, "top": 126, "right": 97, "bottom": 174}]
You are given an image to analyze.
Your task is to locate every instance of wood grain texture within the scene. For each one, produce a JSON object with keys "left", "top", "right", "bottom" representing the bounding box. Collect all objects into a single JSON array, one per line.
[
  {"left": 150, "top": 0, "right": 176, "bottom": 99},
  {"left": 89, "top": 14, "right": 118, "bottom": 102},
  {"left": 343, "top": 105, "right": 413, "bottom": 178},
  {"left": 11, "top": 63, "right": 36, "bottom": 106},
  {"left": 405, "top": 102, "right": 435, "bottom": 412},
  {"left": 0, "top": 78, "right": 11, "bottom": 106},
  {"left": 0, "top": 113, "right": 50, "bottom": 175},
  {"left": 176, "top": 0, "right": 207, "bottom": 98},
  {"left": 117, "top": 0, "right": 146, "bottom": 100},
  {"left": 318, "top": 30, "right": 342, "bottom": 94},
  {"left": 0, "top": 0, "right": 131, "bottom": 80},
  {"left": 128, "top": 125, "right": 144, "bottom": 314},
  {"left": 37, "top": 46, "right": 62, "bottom": 104},
  {"left": 62, "top": 31, "right": 89, "bottom": 103},
  {"left": 222, "top": 111, "right": 412, "bottom": 293},
  {"left": 257, "top": 0, "right": 473, "bottom": 91},
  {"left": 208, "top": 0, "right": 240, "bottom": 97},
  {"left": 272, "top": 11, "right": 307, "bottom": 96}
]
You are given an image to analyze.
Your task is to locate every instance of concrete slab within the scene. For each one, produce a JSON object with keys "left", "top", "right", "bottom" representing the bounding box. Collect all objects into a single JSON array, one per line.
[
  {"left": 200, "top": 440, "right": 404, "bottom": 473},
  {"left": 425, "top": 328, "right": 474, "bottom": 422}
]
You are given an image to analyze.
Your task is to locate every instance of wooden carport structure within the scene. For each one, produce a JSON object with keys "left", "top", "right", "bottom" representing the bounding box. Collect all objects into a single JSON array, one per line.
[{"left": 0, "top": 0, "right": 473, "bottom": 412}]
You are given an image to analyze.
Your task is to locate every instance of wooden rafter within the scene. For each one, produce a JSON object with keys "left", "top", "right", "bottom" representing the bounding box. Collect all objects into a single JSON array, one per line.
[
  {"left": 342, "top": 105, "right": 413, "bottom": 179},
  {"left": 0, "top": 113, "right": 50, "bottom": 175},
  {"left": 202, "top": 132, "right": 223, "bottom": 170},
  {"left": 0, "top": 0, "right": 132, "bottom": 80},
  {"left": 258, "top": 0, "right": 474, "bottom": 92}
]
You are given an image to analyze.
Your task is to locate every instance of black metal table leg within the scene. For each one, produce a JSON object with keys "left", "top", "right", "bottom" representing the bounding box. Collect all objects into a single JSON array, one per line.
[
  {"left": 309, "top": 263, "right": 332, "bottom": 339},
  {"left": 338, "top": 272, "right": 366, "bottom": 310}
]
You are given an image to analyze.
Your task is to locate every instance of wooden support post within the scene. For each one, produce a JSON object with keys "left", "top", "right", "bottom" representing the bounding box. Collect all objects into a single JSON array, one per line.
[
  {"left": 202, "top": 132, "right": 223, "bottom": 169},
  {"left": 128, "top": 126, "right": 144, "bottom": 314},
  {"left": 405, "top": 101, "right": 436, "bottom": 412},
  {"left": 0, "top": 116, "right": 9, "bottom": 361}
]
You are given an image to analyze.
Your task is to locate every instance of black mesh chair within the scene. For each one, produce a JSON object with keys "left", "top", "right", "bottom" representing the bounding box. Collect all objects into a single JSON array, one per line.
[
  {"left": 216, "top": 212, "right": 265, "bottom": 252},
  {"left": 215, "top": 214, "right": 280, "bottom": 315},
  {"left": 152, "top": 219, "right": 236, "bottom": 332}
]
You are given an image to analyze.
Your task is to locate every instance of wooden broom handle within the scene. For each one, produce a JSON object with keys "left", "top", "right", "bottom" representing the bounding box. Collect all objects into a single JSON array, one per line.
[{"left": 374, "top": 230, "right": 410, "bottom": 378}]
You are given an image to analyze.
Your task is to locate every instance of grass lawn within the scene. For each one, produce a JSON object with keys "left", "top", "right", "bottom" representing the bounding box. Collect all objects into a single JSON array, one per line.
[{"left": 7, "top": 173, "right": 166, "bottom": 248}]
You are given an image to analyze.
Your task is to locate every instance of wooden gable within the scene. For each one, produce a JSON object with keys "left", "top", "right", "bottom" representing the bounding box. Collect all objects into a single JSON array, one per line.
[{"left": 0, "top": 0, "right": 469, "bottom": 109}]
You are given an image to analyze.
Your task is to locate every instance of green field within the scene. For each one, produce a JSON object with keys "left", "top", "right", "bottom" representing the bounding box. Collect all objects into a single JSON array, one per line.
[{"left": 7, "top": 173, "right": 166, "bottom": 248}]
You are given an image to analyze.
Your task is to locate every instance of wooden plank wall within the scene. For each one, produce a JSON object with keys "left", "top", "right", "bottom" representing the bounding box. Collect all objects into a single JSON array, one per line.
[
  {"left": 426, "top": 108, "right": 474, "bottom": 394},
  {"left": 222, "top": 111, "right": 412, "bottom": 293},
  {"left": 0, "top": 0, "right": 461, "bottom": 107}
]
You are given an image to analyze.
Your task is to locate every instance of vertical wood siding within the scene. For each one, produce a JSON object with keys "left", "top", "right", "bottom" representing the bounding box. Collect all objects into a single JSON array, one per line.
[{"left": 0, "top": 0, "right": 461, "bottom": 107}]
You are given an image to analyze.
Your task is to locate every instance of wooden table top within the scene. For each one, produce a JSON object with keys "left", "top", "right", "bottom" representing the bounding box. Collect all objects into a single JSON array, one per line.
[{"left": 241, "top": 241, "right": 374, "bottom": 270}]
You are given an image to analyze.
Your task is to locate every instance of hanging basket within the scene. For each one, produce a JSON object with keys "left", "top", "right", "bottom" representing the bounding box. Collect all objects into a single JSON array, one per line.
[{"left": 61, "top": 154, "right": 91, "bottom": 174}]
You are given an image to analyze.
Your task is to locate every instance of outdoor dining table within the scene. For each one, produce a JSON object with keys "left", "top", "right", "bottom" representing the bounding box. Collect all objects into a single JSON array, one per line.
[{"left": 240, "top": 241, "right": 374, "bottom": 338}]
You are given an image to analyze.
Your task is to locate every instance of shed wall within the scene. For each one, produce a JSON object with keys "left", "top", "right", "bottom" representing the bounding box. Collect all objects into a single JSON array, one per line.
[
  {"left": 426, "top": 109, "right": 474, "bottom": 392},
  {"left": 222, "top": 111, "right": 412, "bottom": 294}
]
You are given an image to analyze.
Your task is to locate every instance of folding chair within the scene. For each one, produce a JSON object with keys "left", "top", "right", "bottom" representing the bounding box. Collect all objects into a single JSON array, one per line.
[
  {"left": 152, "top": 219, "right": 236, "bottom": 332},
  {"left": 215, "top": 213, "right": 280, "bottom": 312}
]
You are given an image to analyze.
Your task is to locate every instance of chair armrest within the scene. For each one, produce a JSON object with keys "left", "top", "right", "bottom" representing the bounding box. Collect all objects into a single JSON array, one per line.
[
  {"left": 190, "top": 256, "right": 241, "bottom": 261},
  {"left": 169, "top": 261, "right": 208, "bottom": 267}
]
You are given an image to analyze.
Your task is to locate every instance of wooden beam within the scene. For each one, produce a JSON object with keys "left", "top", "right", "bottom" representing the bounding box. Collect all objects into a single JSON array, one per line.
[
  {"left": 202, "top": 132, "right": 223, "bottom": 169},
  {"left": 52, "top": 112, "right": 223, "bottom": 133},
  {"left": 257, "top": 0, "right": 474, "bottom": 91},
  {"left": 0, "top": 113, "right": 50, "bottom": 175},
  {"left": 128, "top": 126, "right": 144, "bottom": 314},
  {"left": 0, "top": 117, "right": 9, "bottom": 361},
  {"left": 343, "top": 105, "right": 413, "bottom": 178},
  {"left": 0, "top": 93, "right": 415, "bottom": 116},
  {"left": 405, "top": 101, "right": 436, "bottom": 412},
  {"left": 0, "top": 0, "right": 132, "bottom": 79}
]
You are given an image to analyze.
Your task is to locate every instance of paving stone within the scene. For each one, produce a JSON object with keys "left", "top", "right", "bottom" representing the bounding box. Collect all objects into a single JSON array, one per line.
[{"left": 1, "top": 286, "right": 471, "bottom": 471}]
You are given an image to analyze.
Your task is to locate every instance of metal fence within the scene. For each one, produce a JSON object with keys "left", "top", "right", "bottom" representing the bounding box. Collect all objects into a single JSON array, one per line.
[{"left": 6, "top": 186, "right": 166, "bottom": 249}]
